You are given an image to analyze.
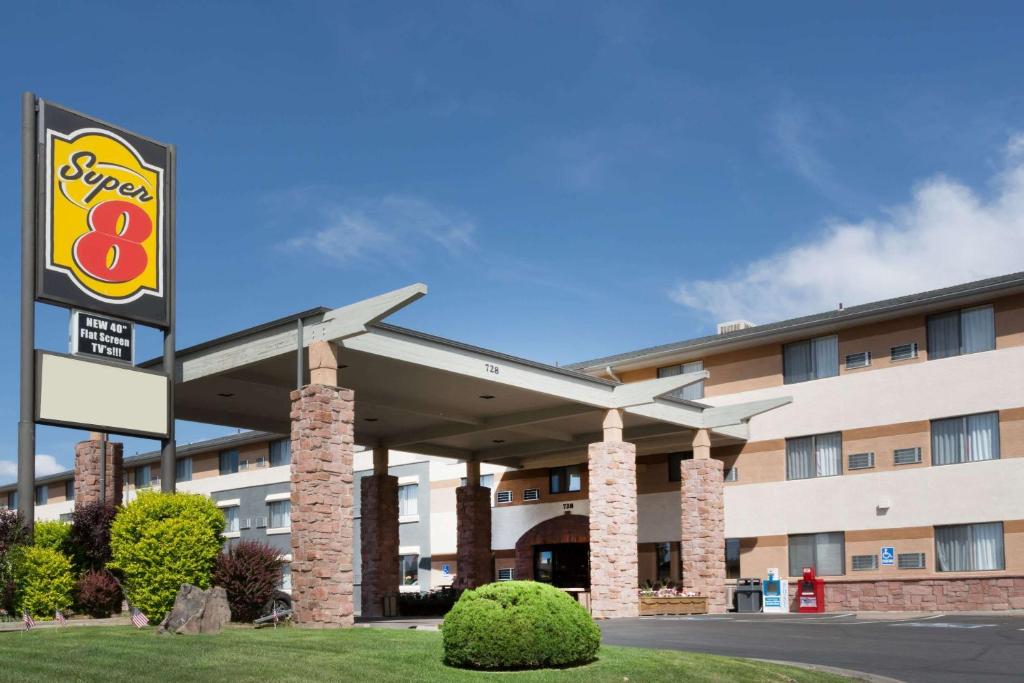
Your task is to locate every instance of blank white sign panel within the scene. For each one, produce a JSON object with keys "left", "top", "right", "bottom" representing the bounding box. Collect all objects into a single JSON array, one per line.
[{"left": 37, "top": 353, "right": 168, "bottom": 437}]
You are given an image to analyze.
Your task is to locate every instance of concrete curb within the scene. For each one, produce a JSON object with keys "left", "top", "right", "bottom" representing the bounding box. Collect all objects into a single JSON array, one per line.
[{"left": 755, "top": 658, "right": 905, "bottom": 683}]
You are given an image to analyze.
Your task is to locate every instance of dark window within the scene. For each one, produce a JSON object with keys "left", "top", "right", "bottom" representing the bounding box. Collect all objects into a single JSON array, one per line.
[
  {"left": 400, "top": 555, "right": 419, "bottom": 586},
  {"left": 35, "top": 485, "right": 48, "bottom": 505},
  {"left": 927, "top": 305, "right": 995, "bottom": 360},
  {"left": 8, "top": 492, "right": 18, "bottom": 510},
  {"left": 269, "top": 439, "right": 292, "bottom": 467},
  {"left": 788, "top": 532, "right": 845, "bottom": 576},
  {"left": 667, "top": 451, "right": 693, "bottom": 482},
  {"left": 725, "top": 538, "right": 741, "bottom": 579},
  {"left": 783, "top": 335, "right": 838, "bottom": 384},
  {"left": 655, "top": 542, "right": 672, "bottom": 583},
  {"left": 134, "top": 466, "right": 151, "bottom": 488},
  {"left": 65, "top": 480, "right": 75, "bottom": 501},
  {"left": 549, "top": 465, "right": 582, "bottom": 494},
  {"left": 175, "top": 457, "right": 192, "bottom": 483},
  {"left": 219, "top": 449, "right": 239, "bottom": 475}
]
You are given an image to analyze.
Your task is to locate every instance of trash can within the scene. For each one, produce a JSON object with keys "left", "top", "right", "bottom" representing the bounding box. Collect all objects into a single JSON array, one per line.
[{"left": 735, "top": 578, "right": 763, "bottom": 613}]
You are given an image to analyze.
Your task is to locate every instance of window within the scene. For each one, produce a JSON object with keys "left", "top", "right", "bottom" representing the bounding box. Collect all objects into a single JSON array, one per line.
[
  {"left": 279, "top": 563, "right": 292, "bottom": 592},
  {"left": 35, "top": 485, "right": 48, "bottom": 505},
  {"left": 495, "top": 490, "right": 513, "bottom": 504},
  {"left": 65, "top": 480, "right": 75, "bottom": 501},
  {"left": 657, "top": 360, "right": 705, "bottom": 400},
  {"left": 667, "top": 451, "right": 693, "bottom": 482},
  {"left": 219, "top": 449, "right": 239, "bottom": 475},
  {"left": 786, "top": 433, "right": 842, "bottom": 480},
  {"left": 936, "top": 522, "right": 1004, "bottom": 572},
  {"left": 725, "top": 538, "right": 741, "bottom": 580},
  {"left": 459, "top": 474, "right": 494, "bottom": 489},
  {"left": 400, "top": 555, "right": 419, "bottom": 586},
  {"left": 890, "top": 342, "right": 918, "bottom": 362},
  {"left": 269, "top": 439, "right": 291, "bottom": 467},
  {"left": 927, "top": 305, "right": 995, "bottom": 360},
  {"left": 931, "top": 412, "right": 1000, "bottom": 465},
  {"left": 844, "top": 351, "right": 870, "bottom": 370},
  {"left": 898, "top": 553, "right": 926, "bottom": 570},
  {"left": 497, "top": 567, "right": 514, "bottom": 581},
  {"left": 268, "top": 500, "right": 291, "bottom": 529},
  {"left": 8, "top": 492, "right": 17, "bottom": 510},
  {"left": 655, "top": 542, "right": 672, "bottom": 582},
  {"left": 59, "top": 513, "right": 72, "bottom": 523},
  {"left": 894, "top": 447, "right": 922, "bottom": 465},
  {"left": 788, "top": 532, "right": 845, "bottom": 576},
  {"left": 549, "top": 465, "right": 582, "bottom": 494},
  {"left": 783, "top": 335, "right": 838, "bottom": 384},
  {"left": 133, "top": 466, "right": 151, "bottom": 489},
  {"left": 848, "top": 452, "right": 875, "bottom": 470},
  {"left": 223, "top": 506, "right": 240, "bottom": 533},
  {"left": 398, "top": 484, "right": 418, "bottom": 517},
  {"left": 724, "top": 466, "right": 738, "bottom": 482},
  {"left": 851, "top": 554, "right": 878, "bottom": 571},
  {"left": 175, "top": 457, "right": 192, "bottom": 483}
]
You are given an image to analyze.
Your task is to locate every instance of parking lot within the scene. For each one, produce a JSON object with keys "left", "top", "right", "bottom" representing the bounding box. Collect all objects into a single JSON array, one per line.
[{"left": 600, "top": 612, "right": 1024, "bottom": 682}]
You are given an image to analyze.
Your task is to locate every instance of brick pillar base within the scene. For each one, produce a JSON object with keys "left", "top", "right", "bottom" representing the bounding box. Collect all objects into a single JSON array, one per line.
[
  {"left": 681, "top": 458, "right": 726, "bottom": 613},
  {"left": 454, "top": 485, "right": 492, "bottom": 588},
  {"left": 359, "top": 474, "right": 399, "bottom": 617},
  {"left": 588, "top": 441, "right": 638, "bottom": 619},
  {"left": 290, "top": 384, "right": 355, "bottom": 628},
  {"left": 73, "top": 439, "right": 124, "bottom": 506}
]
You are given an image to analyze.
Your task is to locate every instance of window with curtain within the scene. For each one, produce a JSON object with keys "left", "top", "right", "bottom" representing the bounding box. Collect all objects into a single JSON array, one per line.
[
  {"left": 219, "top": 449, "right": 239, "bottom": 475},
  {"left": 398, "top": 484, "right": 419, "bottom": 517},
  {"left": 789, "top": 532, "right": 845, "bottom": 576},
  {"left": 175, "top": 457, "right": 192, "bottom": 483},
  {"left": 400, "top": 555, "right": 419, "bottom": 586},
  {"left": 460, "top": 474, "right": 494, "bottom": 489},
  {"left": 935, "top": 522, "right": 1004, "bottom": 572},
  {"left": 927, "top": 305, "right": 995, "bottom": 359},
  {"left": 65, "top": 480, "right": 74, "bottom": 501},
  {"left": 657, "top": 361, "right": 705, "bottom": 400},
  {"left": 667, "top": 451, "right": 694, "bottom": 482},
  {"left": 549, "top": 465, "right": 583, "bottom": 493},
  {"left": 223, "top": 506, "right": 240, "bottom": 533},
  {"left": 931, "top": 412, "right": 1000, "bottom": 465},
  {"left": 8, "top": 492, "right": 18, "bottom": 510},
  {"left": 279, "top": 563, "right": 292, "bottom": 592},
  {"left": 786, "top": 433, "right": 842, "bottom": 480},
  {"left": 35, "top": 485, "right": 48, "bottom": 505},
  {"left": 269, "top": 500, "right": 291, "bottom": 529},
  {"left": 269, "top": 439, "right": 292, "bottom": 467},
  {"left": 655, "top": 542, "right": 672, "bottom": 583},
  {"left": 783, "top": 336, "right": 838, "bottom": 384},
  {"left": 134, "top": 466, "right": 151, "bottom": 489},
  {"left": 726, "top": 538, "right": 741, "bottom": 579}
]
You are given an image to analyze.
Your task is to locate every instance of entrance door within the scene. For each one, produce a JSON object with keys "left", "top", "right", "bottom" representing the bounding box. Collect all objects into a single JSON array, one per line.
[{"left": 534, "top": 543, "right": 589, "bottom": 588}]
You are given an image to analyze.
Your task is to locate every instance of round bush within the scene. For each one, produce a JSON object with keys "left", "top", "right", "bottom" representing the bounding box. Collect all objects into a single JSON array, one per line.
[
  {"left": 75, "top": 570, "right": 123, "bottom": 618},
  {"left": 33, "top": 520, "right": 72, "bottom": 554},
  {"left": 442, "top": 581, "right": 600, "bottom": 670},
  {"left": 13, "top": 546, "right": 74, "bottom": 619},
  {"left": 109, "top": 491, "right": 224, "bottom": 620},
  {"left": 69, "top": 501, "right": 118, "bottom": 572},
  {"left": 213, "top": 540, "right": 285, "bottom": 622}
]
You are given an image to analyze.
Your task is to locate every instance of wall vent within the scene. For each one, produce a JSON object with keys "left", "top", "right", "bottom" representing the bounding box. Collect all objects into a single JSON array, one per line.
[
  {"left": 890, "top": 342, "right": 918, "bottom": 362},
  {"left": 523, "top": 488, "right": 540, "bottom": 502},
  {"left": 497, "top": 568, "right": 514, "bottom": 581},
  {"left": 898, "top": 553, "right": 926, "bottom": 570},
  {"left": 255, "top": 516, "right": 268, "bottom": 528},
  {"left": 495, "top": 491, "right": 513, "bottom": 504},
  {"left": 716, "top": 320, "right": 755, "bottom": 335},
  {"left": 852, "top": 554, "right": 878, "bottom": 571},
  {"left": 848, "top": 452, "right": 875, "bottom": 470},
  {"left": 845, "top": 351, "right": 871, "bottom": 369},
  {"left": 894, "top": 447, "right": 922, "bottom": 465},
  {"left": 240, "top": 518, "right": 252, "bottom": 530}
]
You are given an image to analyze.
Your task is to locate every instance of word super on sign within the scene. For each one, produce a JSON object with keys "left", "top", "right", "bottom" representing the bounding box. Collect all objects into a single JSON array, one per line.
[{"left": 71, "top": 310, "right": 134, "bottom": 363}]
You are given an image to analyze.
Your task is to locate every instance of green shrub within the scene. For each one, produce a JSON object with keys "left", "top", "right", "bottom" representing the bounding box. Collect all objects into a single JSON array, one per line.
[
  {"left": 33, "top": 520, "right": 72, "bottom": 554},
  {"left": 109, "top": 491, "right": 224, "bottom": 620},
  {"left": 442, "top": 581, "right": 600, "bottom": 670},
  {"left": 12, "top": 546, "right": 74, "bottom": 619}
]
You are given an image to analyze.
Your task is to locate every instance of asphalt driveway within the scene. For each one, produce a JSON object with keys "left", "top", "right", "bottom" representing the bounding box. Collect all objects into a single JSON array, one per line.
[{"left": 600, "top": 612, "right": 1024, "bottom": 683}]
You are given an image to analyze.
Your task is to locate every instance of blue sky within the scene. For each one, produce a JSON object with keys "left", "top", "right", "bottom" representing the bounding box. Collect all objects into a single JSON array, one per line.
[{"left": 2, "top": 1, "right": 1024, "bottom": 477}]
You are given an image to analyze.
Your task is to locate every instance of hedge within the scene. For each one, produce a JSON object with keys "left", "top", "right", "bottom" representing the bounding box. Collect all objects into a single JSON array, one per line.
[
  {"left": 109, "top": 492, "right": 224, "bottom": 619},
  {"left": 13, "top": 546, "right": 74, "bottom": 619},
  {"left": 213, "top": 540, "right": 284, "bottom": 622},
  {"left": 442, "top": 581, "right": 600, "bottom": 670},
  {"left": 33, "top": 520, "right": 72, "bottom": 555}
]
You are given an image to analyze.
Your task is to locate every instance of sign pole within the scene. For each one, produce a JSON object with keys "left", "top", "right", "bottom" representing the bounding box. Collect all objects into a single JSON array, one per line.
[
  {"left": 160, "top": 144, "right": 177, "bottom": 492},
  {"left": 18, "top": 92, "right": 37, "bottom": 533},
  {"left": 99, "top": 431, "right": 107, "bottom": 505}
]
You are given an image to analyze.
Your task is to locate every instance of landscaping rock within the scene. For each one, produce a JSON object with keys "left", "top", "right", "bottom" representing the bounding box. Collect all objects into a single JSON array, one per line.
[{"left": 158, "top": 584, "right": 230, "bottom": 635}]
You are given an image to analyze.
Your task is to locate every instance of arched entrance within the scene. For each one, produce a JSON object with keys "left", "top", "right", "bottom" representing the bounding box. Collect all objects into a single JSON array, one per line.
[{"left": 514, "top": 514, "right": 590, "bottom": 588}]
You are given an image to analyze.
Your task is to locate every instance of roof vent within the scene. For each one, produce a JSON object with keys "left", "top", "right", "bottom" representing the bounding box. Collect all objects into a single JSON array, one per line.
[{"left": 716, "top": 320, "right": 755, "bottom": 335}]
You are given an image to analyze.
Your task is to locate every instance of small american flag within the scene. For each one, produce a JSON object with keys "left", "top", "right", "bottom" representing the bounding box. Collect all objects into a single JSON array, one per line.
[
  {"left": 22, "top": 611, "right": 35, "bottom": 631},
  {"left": 55, "top": 610, "right": 67, "bottom": 626},
  {"left": 130, "top": 608, "right": 149, "bottom": 629}
]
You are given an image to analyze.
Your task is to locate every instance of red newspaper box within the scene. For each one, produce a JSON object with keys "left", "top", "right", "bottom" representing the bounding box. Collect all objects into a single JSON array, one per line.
[{"left": 797, "top": 567, "right": 825, "bottom": 613}]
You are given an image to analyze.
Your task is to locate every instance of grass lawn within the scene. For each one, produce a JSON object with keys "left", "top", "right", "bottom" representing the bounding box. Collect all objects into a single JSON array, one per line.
[{"left": 0, "top": 625, "right": 850, "bottom": 682}]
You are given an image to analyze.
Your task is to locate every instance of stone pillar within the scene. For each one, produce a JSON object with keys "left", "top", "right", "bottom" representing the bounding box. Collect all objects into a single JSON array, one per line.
[
  {"left": 73, "top": 437, "right": 123, "bottom": 506},
  {"left": 290, "top": 382, "right": 356, "bottom": 627},
  {"left": 588, "top": 431, "right": 638, "bottom": 619},
  {"left": 360, "top": 447, "right": 399, "bottom": 618},
  {"left": 692, "top": 427, "right": 711, "bottom": 460},
  {"left": 454, "top": 464, "right": 492, "bottom": 589},
  {"left": 680, "top": 457, "right": 726, "bottom": 613}
]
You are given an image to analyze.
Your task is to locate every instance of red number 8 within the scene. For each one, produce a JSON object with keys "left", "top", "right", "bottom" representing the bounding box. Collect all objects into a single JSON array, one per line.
[{"left": 74, "top": 200, "right": 152, "bottom": 283}]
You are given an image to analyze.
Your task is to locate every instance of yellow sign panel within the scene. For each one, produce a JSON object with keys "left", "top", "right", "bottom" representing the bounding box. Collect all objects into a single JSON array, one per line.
[{"left": 46, "top": 127, "right": 164, "bottom": 304}]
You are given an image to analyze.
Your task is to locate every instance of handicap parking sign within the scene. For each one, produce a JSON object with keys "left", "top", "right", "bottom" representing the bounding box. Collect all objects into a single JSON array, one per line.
[
  {"left": 881, "top": 546, "right": 895, "bottom": 566},
  {"left": 442, "top": 564, "right": 450, "bottom": 576}
]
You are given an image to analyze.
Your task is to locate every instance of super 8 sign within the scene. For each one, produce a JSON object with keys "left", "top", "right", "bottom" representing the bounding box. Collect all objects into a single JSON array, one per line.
[{"left": 37, "top": 101, "right": 170, "bottom": 328}]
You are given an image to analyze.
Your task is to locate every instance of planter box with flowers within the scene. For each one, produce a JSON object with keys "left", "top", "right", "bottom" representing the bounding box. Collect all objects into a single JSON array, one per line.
[{"left": 638, "top": 587, "right": 707, "bottom": 615}]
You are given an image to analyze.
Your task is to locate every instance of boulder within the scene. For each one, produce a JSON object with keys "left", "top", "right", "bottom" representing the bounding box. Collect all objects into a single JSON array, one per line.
[{"left": 158, "top": 584, "right": 231, "bottom": 635}]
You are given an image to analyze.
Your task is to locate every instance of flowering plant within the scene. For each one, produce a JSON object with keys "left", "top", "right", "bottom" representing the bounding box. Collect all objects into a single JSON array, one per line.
[{"left": 638, "top": 582, "right": 700, "bottom": 597}]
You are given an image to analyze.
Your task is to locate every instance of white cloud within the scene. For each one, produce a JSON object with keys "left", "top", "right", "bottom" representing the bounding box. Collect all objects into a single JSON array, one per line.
[
  {"left": 671, "top": 134, "right": 1024, "bottom": 323},
  {"left": 0, "top": 454, "right": 66, "bottom": 483},
  {"left": 281, "top": 194, "right": 476, "bottom": 265}
]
